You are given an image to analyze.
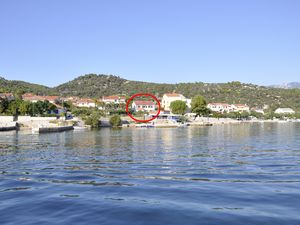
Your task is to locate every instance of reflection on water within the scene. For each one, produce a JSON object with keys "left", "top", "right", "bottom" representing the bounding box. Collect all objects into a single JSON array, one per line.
[{"left": 1, "top": 123, "right": 300, "bottom": 225}]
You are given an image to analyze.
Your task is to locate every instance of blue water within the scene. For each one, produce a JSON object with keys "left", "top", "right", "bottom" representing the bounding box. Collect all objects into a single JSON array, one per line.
[{"left": 1, "top": 123, "right": 300, "bottom": 225}]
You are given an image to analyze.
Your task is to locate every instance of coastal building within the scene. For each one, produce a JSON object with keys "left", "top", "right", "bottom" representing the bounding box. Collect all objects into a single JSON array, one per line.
[
  {"left": 132, "top": 100, "right": 155, "bottom": 112},
  {"left": 102, "top": 95, "right": 126, "bottom": 104},
  {"left": 147, "top": 112, "right": 181, "bottom": 122},
  {"left": 232, "top": 104, "right": 250, "bottom": 112},
  {"left": 61, "top": 96, "right": 80, "bottom": 104},
  {"left": 251, "top": 107, "right": 265, "bottom": 114},
  {"left": 42, "top": 96, "right": 60, "bottom": 104},
  {"left": 274, "top": 108, "right": 295, "bottom": 114},
  {"left": 207, "top": 103, "right": 250, "bottom": 113},
  {"left": 73, "top": 98, "right": 96, "bottom": 108},
  {"left": 207, "top": 103, "right": 233, "bottom": 113},
  {"left": 22, "top": 93, "right": 60, "bottom": 103},
  {"left": 0, "top": 93, "right": 15, "bottom": 101},
  {"left": 22, "top": 93, "right": 38, "bottom": 102},
  {"left": 161, "top": 93, "right": 191, "bottom": 111}
]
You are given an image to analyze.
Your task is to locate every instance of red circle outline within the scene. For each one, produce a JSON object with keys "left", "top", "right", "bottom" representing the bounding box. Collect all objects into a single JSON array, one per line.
[{"left": 126, "top": 93, "right": 161, "bottom": 123}]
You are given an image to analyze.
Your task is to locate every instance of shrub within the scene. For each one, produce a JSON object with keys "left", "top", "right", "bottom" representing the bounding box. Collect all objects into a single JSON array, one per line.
[
  {"left": 109, "top": 115, "right": 122, "bottom": 127},
  {"left": 83, "top": 111, "right": 101, "bottom": 128}
]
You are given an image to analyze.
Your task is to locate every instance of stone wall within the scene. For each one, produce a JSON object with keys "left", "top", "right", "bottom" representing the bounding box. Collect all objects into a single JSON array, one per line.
[{"left": 0, "top": 116, "right": 58, "bottom": 122}]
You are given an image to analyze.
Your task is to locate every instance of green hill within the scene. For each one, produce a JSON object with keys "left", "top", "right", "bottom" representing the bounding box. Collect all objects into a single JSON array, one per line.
[
  {"left": 1, "top": 74, "right": 300, "bottom": 111},
  {"left": 55, "top": 74, "right": 300, "bottom": 111},
  {"left": 0, "top": 76, "right": 55, "bottom": 95}
]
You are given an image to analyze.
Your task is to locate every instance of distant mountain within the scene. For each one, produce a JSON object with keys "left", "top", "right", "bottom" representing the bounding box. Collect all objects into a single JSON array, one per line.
[
  {"left": 1, "top": 74, "right": 300, "bottom": 111},
  {"left": 270, "top": 82, "right": 300, "bottom": 89}
]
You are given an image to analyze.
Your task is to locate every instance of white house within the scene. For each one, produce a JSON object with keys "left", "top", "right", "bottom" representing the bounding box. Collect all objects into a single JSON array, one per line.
[
  {"left": 274, "top": 108, "right": 295, "bottom": 114},
  {"left": 132, "top": 100, "right": 155, "bottom": 112},
  {"left": 207, "top": 103, "right": 233, "bottom": 113},
  {"left": 74, "top": 98, "right": 96, "bottom": 108},
  {"left": 161, "top": 93, "right": 191, "bottom": 111},
  {"left": 232, "top": 104, "right": 250, "bottom": 112},
  {"left": 251, "top": 107, "right": 265, "bottom": 114},
  {"left": 207, "top": 103, "right": 250, "bottom": 113},
  {"left": 61, "top": 96, "right": 80, "bottom": 104},
  {"left": 102, "top": 95, "right": 126, "bottom": 104}
]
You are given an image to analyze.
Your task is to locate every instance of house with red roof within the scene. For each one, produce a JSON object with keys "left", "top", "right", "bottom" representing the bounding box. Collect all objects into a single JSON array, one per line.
[
  {"left": 132, "top": 100, "right": 156, "bottom": 112},
  {"left": 22, "top": 93, "right": 60, "bottom": 103},
  {"left": 207, "top": 103, "right": 250, "bottom": 113},
  {"left": 207, "top": 103, "right": 233, "bottom": 113},
  {"left": 231, "top": 104, "right": 250, "bottom": 112},
  {"left": 0, "top": 93, "right": 15, "bottom": 101},
  {"left": 73, "top": 98, "right": 96, "bottom": 108},
  {"left": 102, "top": 95, "right": 126, "bottom": 104}
]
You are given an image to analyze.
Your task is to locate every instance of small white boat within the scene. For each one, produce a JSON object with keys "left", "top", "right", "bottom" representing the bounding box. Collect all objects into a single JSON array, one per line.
[
  {"left": 177, "top": 123, "right": 188, "bottom": 127},
  {"left": 135, "top": 124, "right": 154, "bottom": 128},
  {"left": 73, "top": 126, "right": 88, "bottom": 130}
]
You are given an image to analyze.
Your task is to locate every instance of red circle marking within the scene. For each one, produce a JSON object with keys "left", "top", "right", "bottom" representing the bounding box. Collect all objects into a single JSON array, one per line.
[{"left": 126, "top": 93, "right": 161, "bottom": 123}]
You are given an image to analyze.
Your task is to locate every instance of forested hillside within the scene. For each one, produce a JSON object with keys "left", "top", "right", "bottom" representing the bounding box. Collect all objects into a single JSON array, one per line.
[
  {"left": 0, "top": 76, "right": 55, "bottom": 95},
  {"left": 1, "top": 74, "right": 300, "bottom": 111},
  {"left": 55, "top": 74, "right": 300, "bottom": 111}
]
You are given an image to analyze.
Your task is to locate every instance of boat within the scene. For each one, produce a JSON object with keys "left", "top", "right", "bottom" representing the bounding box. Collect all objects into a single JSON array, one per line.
[
  {"left": 177, "top": 123, "right": 188, "bottom": 127},
  {"left": 73, "top": 126, "right": 88, "bottom": 130},
  {"left": 135, "top": 124, "right": 154, "bottom": 128}
]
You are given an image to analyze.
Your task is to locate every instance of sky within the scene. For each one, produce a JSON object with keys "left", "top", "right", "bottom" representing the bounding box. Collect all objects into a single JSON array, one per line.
[{"left": 0, "top": 0, "right": 300, "bottom": 87}]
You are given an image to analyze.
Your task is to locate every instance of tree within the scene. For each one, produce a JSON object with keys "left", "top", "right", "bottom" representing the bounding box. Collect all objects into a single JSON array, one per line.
[
  {"left": 250, "top": 110, "right": 264, "bottom": 119},
  {"left": 62, "top": 100, "right": 73, "bottom": 110},
  {"left": 191, "top": 95, "right": 210, "bottom": 116},
  {"left": 13, "top": 90, "right": 25, "bottom": 100},
  {"left": 83, "top": 110, "right": 102, "bottom": 128},
  {"left": 170, "top": 100, "right": 187, "bottom": 115},
  {"left": 19, "top": 101, "right": 31, "bottom": 115},
  {"left": 0, "top": 98, "right": 9, "bottom": 113},
  {"left": 240, "top": 111, "right": 250, "bottom": 119},
  {"left": 109, "top": 115, "right": 122, "bottom": 127},
  {"left": 7, "top": 99, "right": 22, "bottom": 115}
]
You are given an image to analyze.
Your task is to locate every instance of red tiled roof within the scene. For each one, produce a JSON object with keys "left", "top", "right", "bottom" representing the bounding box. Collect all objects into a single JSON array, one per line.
[
  {"left": 134, "top": 100, "right": 155, "bottom": 106},
  {"left": 77, "top": 98, "right": 94, "bottom": 103},
  {"left": 22, "top": 95, "right": 59, "bottom": 102},
  {"left": 164, "top": 93, "right": 182, "bottom": 97},
  {"left": 233, "top": 104, "right": 248, "bottom": 107},
  {"left": 103, "top": 95, "right": 118, "bottom": 100},
  {"left": 208, "top": 103, "right": 231, "bottom": 106},
  {"left": 22, "top": 93, "right": 35, "bottom": 97},
  {"left": 43, "top": 96, "right": 59, "bottom": 101},
  {"left": 103, "top": 95, "right": 125, "bottom": 100},
  {"left": 22, "top": 95, "right": 43, "bottom": 101},
  {"left": 0, "top": 93, "right": 14, "bottom": 97}
]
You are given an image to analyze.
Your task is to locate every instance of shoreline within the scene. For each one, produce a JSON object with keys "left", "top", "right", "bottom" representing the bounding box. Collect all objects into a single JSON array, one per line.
[{"left": 1, "top": 116, "right": 299, "bottom": 133}]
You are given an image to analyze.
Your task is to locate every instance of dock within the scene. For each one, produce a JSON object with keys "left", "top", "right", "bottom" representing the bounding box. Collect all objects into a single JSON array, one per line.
[
  {"left": 32, "top": 125, "right": 74, "bottom": 133},
  {"left": 0, "top": 122, "right": 17, "bottom": 131}
]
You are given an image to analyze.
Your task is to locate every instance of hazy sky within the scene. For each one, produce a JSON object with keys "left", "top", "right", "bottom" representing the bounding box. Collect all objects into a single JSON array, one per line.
[{"left": 0, "top": 0, "right": 299, "bottom": 87}]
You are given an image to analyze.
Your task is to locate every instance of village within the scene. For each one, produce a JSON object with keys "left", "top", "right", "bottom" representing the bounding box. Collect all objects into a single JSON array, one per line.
[{"left": 0, "top": 92, "right": 299, "bottom": 132}]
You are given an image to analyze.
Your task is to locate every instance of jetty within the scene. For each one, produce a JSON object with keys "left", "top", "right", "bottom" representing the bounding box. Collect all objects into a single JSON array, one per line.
[
  {"left": 32, "top": 125, "right": 74, "bottom": 133},
  {"left": 0, "top": 122, "right": 17, "bottom": 132}
]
